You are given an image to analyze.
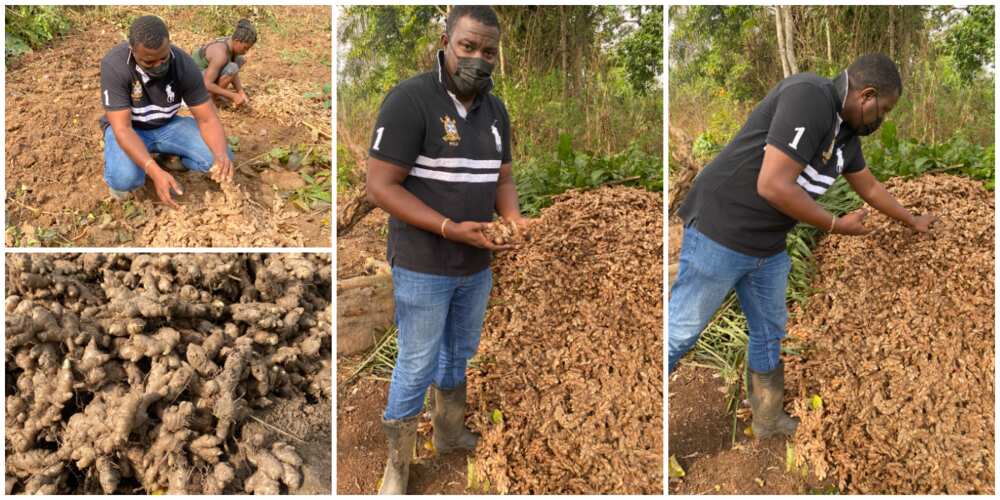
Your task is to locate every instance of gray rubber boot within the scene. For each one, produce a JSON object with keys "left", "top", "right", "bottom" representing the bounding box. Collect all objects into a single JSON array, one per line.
[
  {"left": 379, "top": 416, "right": 417, "bottom": 495},
  {"left": 109, "top": 187, "right": 132, "bottom": 201},
  {"left": 431, "top": 382, "right": 479, "bottom": 454},
  {"left": 748, "top": 362, "right": 799, "bottom": 439}
]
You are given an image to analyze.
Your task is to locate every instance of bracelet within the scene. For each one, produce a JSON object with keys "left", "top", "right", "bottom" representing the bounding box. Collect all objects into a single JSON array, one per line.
[
  {"left": 440, "top": 218, "right": 450, "bottom": 239},
  {"left": 143, "top": 158, "right": 156, "bottom": 170},
  {"left": 829, "top": 215, "right": 836, "bottom": 233}
]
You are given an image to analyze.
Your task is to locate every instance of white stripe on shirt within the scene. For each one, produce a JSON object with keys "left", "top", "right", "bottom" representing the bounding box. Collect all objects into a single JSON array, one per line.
[
  {"left": 410, "top": 167, "right": 499, "bottom": 183},
  {"left": 131, "top": 102, "right": 182, "bottom": 114},
  {"left": 796, "top": 176, "right": 829, "bottom": 196},
  {"left": 803, "top": 164, "right": 835, "bottom": 185},
  {"left": 415, "top": 156, "right": 502, "bottom": 170},
  {"left": 131, "top": 110, "right": 179, "bottom": 122}
]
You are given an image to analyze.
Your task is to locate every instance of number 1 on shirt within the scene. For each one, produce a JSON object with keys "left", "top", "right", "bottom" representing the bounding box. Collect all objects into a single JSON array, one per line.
[
  {"left": 789, "top": 126, "right": 806, "bottom": 150},
  {"left": 373, "top": 126, "right": 385, "bottom": 151}
]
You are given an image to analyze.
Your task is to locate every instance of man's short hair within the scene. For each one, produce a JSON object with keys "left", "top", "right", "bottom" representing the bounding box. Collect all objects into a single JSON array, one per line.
[
  {"left": 445, "top": 5, "right": 500, "bottom": 37},
  {"left": 848, "top": 53, "right": 903, "bottom": 97},
  {"left": 233, "top": 18, "right": 257, "bottom": 45},
  {"left": 128, "top": 15, "right": 169, "bottom": 49}
]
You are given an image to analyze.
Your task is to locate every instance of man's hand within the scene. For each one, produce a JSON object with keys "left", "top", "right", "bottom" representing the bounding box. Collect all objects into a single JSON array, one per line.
[
  {"left": 833, "top": 208, "right": 874, "bottom": 235},
  {"left": 447, "top": 220, "right": 514, "bottom": 251},
  {"left": 909, "top": 213, "right": 937, "bottom": 233},
  {"left": 232, "top": 91, "right": 248, "bottom": 108},
  {"left": 149, "top": 167, "right": 183, "bottom": 210},
  {"left": 210, "top": 154, "right": 235, "bottom": 183},
  {"left": 507, "top": 214, "right": 536, "bottom": 238}
]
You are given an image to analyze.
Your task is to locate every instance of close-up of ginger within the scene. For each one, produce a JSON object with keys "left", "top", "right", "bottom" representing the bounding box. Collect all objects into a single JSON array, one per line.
[{"left": 5, "top": 253, "right": 332, "bottom": 494}]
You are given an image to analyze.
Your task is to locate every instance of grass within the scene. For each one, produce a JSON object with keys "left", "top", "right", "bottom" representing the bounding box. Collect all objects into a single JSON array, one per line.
[
  {"left": 279, "top": 47, "right": 311, "bottom": 65},
  {"left": 346, "top": 326, "right": 398, "bottom": 384}
]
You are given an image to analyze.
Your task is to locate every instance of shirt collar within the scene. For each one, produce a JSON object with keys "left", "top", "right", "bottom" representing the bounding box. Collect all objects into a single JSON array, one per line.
[{"left": 833, "top": 70, "right": 848, "bottom": 112}]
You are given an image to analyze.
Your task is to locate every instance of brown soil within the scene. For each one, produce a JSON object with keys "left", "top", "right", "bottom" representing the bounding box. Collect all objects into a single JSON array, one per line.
[
  {"left": 788, "top": 175, "right": 995, "bottom": 494},
  {"left": 335, "top": 362, "right": 469, "bottom": 494},
  {"left": 5, "top": 6, "right": 331, "bottom": 247},
  {"left": 668, "top": 364, "right": 827, "bottom": 494},
  {"left": 335, "top": 201, "right": 388, "bottom": 279},
  {"left": 469, "top": 187, "right": 663, "bottom": 494}
]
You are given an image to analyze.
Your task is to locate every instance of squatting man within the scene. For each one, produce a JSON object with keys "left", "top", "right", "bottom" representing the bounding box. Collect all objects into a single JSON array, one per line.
[
  {"left": 365, "top": 5, "right": 534, "bottom": 495},
  {"left": 100, "top": 15, "right": 235, "bottom": 209},
  {"left": 669, "top": 54, "right": 936, "bottom": 440}
]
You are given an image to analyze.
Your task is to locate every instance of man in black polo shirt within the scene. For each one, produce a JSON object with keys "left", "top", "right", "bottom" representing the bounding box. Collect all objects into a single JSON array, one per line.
[
  {"left": 101, "top": 15, "right": 234, "bottom": 210},
  {"left": 365, "top": 5, "right": 529, "bottom": 494},
  {"left": 669, "top": 54, "right": 936, "bottom": 440}
]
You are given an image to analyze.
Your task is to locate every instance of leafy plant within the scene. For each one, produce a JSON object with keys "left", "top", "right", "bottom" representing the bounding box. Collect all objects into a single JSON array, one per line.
[
  {"left": 5, "top": 6, "right": 71, "bottom": 62},
  {"left": 303, "top": 83, "right": 332, "bottom": 109},
  {"left": 288, "top": 171, "right": 331, "bottom": 211},
  {"left": 515, "top": 134, "right": 662, "bottom": 216},
  {"left": 865, "top": 121, "right": 995, "bottom": 189}
]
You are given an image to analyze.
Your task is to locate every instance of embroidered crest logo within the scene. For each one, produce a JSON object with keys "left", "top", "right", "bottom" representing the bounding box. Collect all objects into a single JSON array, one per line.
[
  {"left": 441, "top": 115, "right": 460, "bottom": 146},
  {"left": 835, "top": 147, "right": 845, "bottom": 174},
  {"left": 822, "top": 139, "right": 835, "bottom": 162},
  {"left": 165, "top": 84, "right": 175, "bottom": 103},
  {"left": 131, "top": 80, "right": 143, "bottom": 104}
]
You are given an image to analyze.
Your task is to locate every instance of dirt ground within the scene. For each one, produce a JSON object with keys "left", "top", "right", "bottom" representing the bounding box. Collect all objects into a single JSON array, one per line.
[
  {"left": 5, "top": 6, "right": 331, "bottom": 247},
  {"left": 335, "top": 360, "right": 469, "bottom": 494},
  {"left": 336, "top": 202, "right": 388, "bottom": 279},
  {"left": 668, "top": 364, "right": 831, "bottom": 494}
]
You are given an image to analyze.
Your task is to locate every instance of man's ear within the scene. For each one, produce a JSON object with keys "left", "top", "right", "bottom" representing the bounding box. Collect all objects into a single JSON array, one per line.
[{"left": 440, "top": 33, "right": 448, "bottom": 48}]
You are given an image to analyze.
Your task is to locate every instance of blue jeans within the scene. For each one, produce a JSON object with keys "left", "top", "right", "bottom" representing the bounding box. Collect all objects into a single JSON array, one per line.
[
  {"left": 383, "top": 266, "right": 493, "bottom": 421},
  {"left": 103, "top": 116, "right": 234, "bottom": 192},
  {"left": 668, "top": 224, "right": 791, "bottom": 374}
]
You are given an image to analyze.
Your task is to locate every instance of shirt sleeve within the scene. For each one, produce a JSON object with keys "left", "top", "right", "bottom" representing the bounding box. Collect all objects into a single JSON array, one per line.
[
  {"left": 176, "top": 48, "right": 210, "bottom": 107},
  {"left": 765, "top": 83, "right": 835, "bottom": 167},
  {"left": 498, "top": 98, "right": 512, "bottom": 164},
  {"left": 843, "top": 136, "right": 866, "bottom": 174},
  {"left": 100, "top": 56, "right": 132, "bottom": 111},
  {"left": 369, "top": 86, "right": 424, "bottom": 170}
]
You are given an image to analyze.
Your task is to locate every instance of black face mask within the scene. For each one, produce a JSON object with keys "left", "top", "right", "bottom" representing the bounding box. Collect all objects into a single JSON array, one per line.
[
  {"left": 141, "top": 52, "right": 171, "bottom": 79},
  {"left": 856, "top": 93, "right": 882, "bottom": 136},
  {"left": 448, "top": 43, "right": 494, "bottom": 96}
]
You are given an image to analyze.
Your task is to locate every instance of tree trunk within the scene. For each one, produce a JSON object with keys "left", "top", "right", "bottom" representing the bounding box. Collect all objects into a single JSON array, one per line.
[
  {"left": 782, "top": 6, "right": 799, "bottom": 74},
  {"left": 774, "top": 7, "right": 791, "bottom": 77},
  {"left": 888, "top": 6, "right": 895, "bottom": 60},
  {"left": 337, "top": 186, "right": 376, "bottom": 236},
  {"left": 560, "top": 5, "right": 568, "bottom": 98},
  {"left": 825, "top": 17, "right": 832, "bottom": 63}
]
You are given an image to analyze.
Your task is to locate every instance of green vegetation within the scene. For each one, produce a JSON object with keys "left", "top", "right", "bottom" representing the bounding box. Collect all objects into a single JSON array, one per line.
[
  {"left": 288, "top": 170, "right": 332, "bottom": 211},
  {"left": 5, "top": 6, "right": 72, "bottom": 63},
  {"left": 338, "top": 5, "right": 664, "bottom": 213},
  {"left": 670, "top": 6, "right": 995, "bottom": 403}
]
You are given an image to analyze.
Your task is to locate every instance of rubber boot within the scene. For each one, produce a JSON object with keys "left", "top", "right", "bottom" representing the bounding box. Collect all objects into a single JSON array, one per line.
[
  {"left": 431, "top": 382, "right": 479, "bottom": 454},
  {"left": 109, "top": 187, "right": 131, "bottom": 201},
  {"left": 748, "top": 362, "right": 799, "bottom": 439},
  {"left": 379, "top": 416, "right": 417, "bottom": 495}
]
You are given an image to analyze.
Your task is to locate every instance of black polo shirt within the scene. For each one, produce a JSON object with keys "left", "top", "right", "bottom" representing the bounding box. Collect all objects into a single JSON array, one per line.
[
  {"left": 369, "top": 50, "right": 512, "bottom": 276},
  {"left": 99, "top": 42, "right": 209, "bottom": 131},
  {"left": 677, "top": 71, "right": 866, "bottom": 257}
]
